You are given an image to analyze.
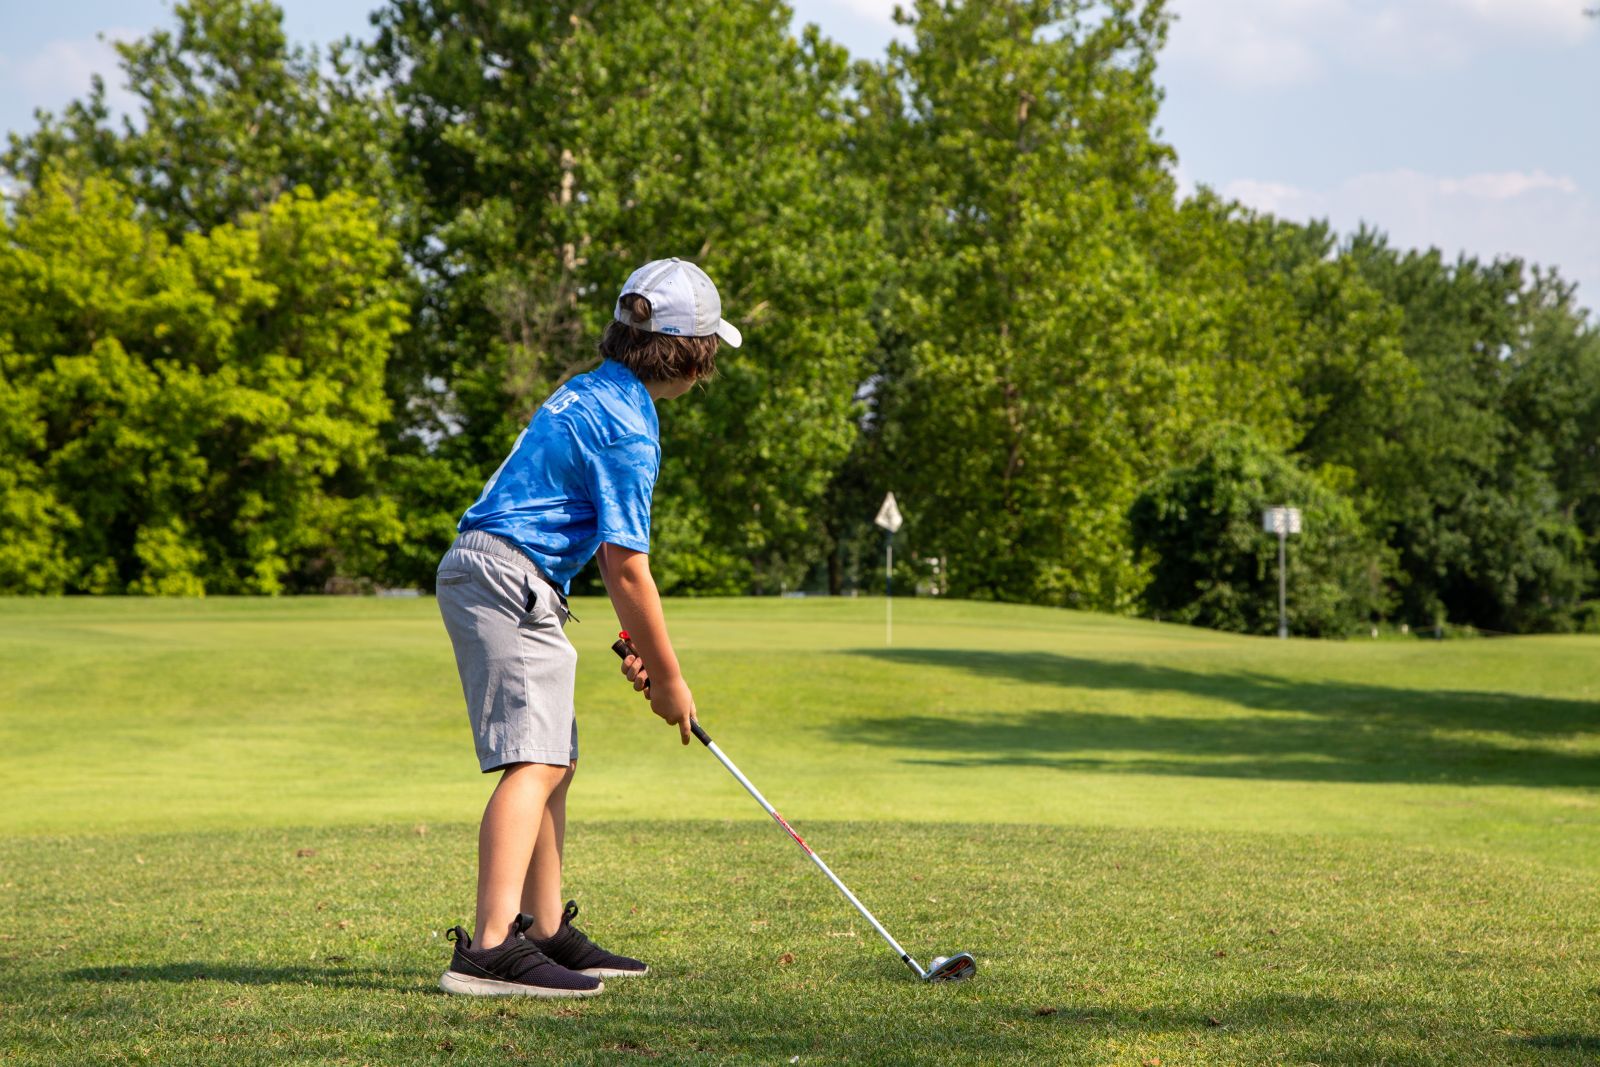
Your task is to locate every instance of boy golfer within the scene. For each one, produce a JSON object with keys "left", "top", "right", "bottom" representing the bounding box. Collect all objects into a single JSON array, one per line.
[{"left": 433, "top": 259, "right": 740, "bottom": 997}]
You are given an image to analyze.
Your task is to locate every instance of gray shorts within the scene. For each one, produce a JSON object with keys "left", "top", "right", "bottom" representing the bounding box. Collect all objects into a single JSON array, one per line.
[{"left": 436, "top": 530, "right": 577, "bottom": 772}]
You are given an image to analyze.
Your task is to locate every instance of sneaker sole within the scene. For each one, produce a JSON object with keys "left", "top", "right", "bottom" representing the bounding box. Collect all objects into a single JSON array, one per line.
[
  {"left": 579, "top": 965, "right": 648, "bottom": 978},
  {"left": 439, "top": 970, "right": 605, "bottom": 998}
]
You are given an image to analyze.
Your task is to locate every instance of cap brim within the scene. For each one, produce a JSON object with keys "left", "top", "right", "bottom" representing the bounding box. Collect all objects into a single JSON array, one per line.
[{"left": 715, "top": 319, "right": 742, "bottom": 348}]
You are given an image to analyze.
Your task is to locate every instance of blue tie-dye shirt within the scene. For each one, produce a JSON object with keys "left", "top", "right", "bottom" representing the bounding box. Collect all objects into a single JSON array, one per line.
[{"left": 459, "top": 360, "right": 659, "bottom": 591}]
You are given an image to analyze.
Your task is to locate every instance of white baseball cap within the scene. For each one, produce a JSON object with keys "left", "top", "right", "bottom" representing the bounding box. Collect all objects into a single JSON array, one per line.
[{"left": 614, "top": 258, "right": 742, "bottom": 348}]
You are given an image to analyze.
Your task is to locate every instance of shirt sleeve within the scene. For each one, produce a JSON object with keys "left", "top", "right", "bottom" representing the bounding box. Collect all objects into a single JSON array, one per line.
[{"left": 584, "top": 432, "right": 660, "bottom": 553}]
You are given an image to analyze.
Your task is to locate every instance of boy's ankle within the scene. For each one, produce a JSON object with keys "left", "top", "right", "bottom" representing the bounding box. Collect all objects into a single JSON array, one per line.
[{"left": 472, "top": 923, "right": 515, "bottom": 952}]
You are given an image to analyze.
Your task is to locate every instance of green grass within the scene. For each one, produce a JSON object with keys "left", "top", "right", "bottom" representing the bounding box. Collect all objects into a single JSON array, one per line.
[{"left": 3, "top": 597, "right": 1598, "bottom": 1064}]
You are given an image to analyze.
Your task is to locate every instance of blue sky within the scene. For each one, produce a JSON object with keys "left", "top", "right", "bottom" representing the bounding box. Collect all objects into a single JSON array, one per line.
[{"left": 3, "top": 0, "right": 1596, "bottom": 312}]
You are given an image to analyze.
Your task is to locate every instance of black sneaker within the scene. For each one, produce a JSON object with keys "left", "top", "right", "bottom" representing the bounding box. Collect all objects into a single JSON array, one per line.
[
  {"left": 439, "top": 915, "right": 604, "bottom": 997},
  {"left": 528, "top": 900, "right": 649, "bottom": 978}
]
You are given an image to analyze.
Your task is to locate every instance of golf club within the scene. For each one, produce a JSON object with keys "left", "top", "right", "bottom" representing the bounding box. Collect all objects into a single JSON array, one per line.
[{"left": 612, "top": 633, "right": 976, "bottom": 983}]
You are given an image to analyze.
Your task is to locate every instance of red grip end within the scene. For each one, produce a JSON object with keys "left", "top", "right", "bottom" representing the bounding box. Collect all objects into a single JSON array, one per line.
[{"left": 618, "top": 630, "right": 630, "bottom": 641}]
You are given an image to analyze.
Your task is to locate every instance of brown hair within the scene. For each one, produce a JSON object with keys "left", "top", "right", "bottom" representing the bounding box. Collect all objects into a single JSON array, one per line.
[{"left": 598, "top": 294, "right": 719, "bottom": 383}]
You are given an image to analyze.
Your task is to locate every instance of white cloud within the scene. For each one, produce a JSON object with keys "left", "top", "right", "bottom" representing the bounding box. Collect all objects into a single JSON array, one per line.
[
  {"left": 1216, "top": 167, "right": 1600, "bottom": 314},
  {"left": 1438, "top": 171, "right": 1578, "bottom": 199},
  {"left": 1451, "top": 0, "right": 1593, "bottom": 37},
  {"left": 788, "top": 0, "right": 910, "bottom": 57},
  {"left": 1219, "top": 178, "right": 1314, "bottom": 215},
  {"left": 5, "top": 29, "right": 140, "bottom": 120},
  {"left": 1164, "top": 1, "right": 1334, "bottom": 87},
  {"left": 1165, "top": 0, "right": 1595, "bottom": 87},
  {"left": 790, "top": 0, "right": 902, "bottom": 33},
  {"left": 827, "top": 0, "right": 902, "bottom": 26},
  {"left": 1171, "top": 158, "right": 1199, "bottom": 199}
]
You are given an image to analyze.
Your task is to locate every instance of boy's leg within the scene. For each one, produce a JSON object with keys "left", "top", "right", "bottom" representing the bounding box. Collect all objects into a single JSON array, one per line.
[
  {"left": 517, "top": 759, "right": 649, "bottom": 977},
  {"left": 519, "top": 761, "right": 575, "bottom": 938},
  {"left": 474, "top": 761, "right": 571, "bottom": 950}
]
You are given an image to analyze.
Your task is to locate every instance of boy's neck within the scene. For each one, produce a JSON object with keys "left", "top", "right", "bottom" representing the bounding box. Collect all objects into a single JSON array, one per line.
[{"left": 645, "top": 376, "right": 697, "bottom": 402}]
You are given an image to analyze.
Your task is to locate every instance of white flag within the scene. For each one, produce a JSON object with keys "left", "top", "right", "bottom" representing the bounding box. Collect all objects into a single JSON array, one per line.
[{"left": 874, "top": 492, "right": 904, "bottom": 533}]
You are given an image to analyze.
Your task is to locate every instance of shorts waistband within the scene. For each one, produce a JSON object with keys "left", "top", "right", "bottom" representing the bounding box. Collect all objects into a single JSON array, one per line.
[
  {"left": 451, "top": 530, "right": 563, "bottom": 594},
  {"left": 449, "top": 530, "right": 577, "bottom": 621}
]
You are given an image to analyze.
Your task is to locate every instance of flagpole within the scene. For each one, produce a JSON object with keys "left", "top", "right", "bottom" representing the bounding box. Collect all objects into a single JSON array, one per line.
[
  {"left": 873, "top": 492, "right": 904, "bottom": 648},
  {"left": 886, "top": 535, "right": 893, "bottom": 646}
]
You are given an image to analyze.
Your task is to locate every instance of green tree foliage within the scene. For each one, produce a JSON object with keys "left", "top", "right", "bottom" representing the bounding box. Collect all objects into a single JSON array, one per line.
[
  {"left": 1140, "top": 194, "right": 1312, "bottom": 454},
  {"left": 850, "top": 0, "right": 1181, "bottom": 609},
  {"left": 2, "top": 0, "right": 1596, "bottom": 632},
  {"left": 370, "top": 0, "right": 883, "bottom": 592},
  {"left": 1320, "top": 237, "right": 1593, "bottom": 631},
  {"left": 1504, "top": 273, "right": 1600, "bottom": 614},
  {"left": 1130, "top": 427, "right": 1390, "bottom": 636},
  {"left": 0, "top": 174, "right": 407, "bottom": 594},
  {"left": 2, "top": 0, "right": 450, "bottom": 590},
  {"left": 847, "top": 0, "right": 1316, "bottom": 611},
  {"left": 1140, "top": 215, "right": 1594, "bottom": 634}
]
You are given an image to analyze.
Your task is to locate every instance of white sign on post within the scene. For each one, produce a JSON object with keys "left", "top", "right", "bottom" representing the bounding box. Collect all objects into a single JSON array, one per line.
[
  {"left": 1262, "top": 506, "right": 1302, "bottom": 535},
  {"left": 874, "top": 493, "right": 902, "bottom": 645},
  {"left": 874, "top": 492, "right": 903, "bottom": 533},
  {"left": 1262, "top": 506, "right": 1303, "bottom": 639}
]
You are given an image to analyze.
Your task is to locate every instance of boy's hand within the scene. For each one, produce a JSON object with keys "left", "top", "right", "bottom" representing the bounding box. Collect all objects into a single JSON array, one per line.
[
  {"left": 648, "top": 676, "right": 697, "bottom": 745},
  {"left": 619, "top": 653, "right": 650, "bottom": 693},
  {"left": 611, "top": 636, "right": 694, "bottom": 745}
]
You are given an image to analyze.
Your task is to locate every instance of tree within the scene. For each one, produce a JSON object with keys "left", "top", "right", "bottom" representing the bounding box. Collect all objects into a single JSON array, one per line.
[
  {"left": 0, "top": 173, "right": 407, "bottom": 594},
  {"left": 2, "top": 0, "right": 441, "bottom": 590},
  {"left": 1332, "top": 237, "right": 1591, "bottom": 630},
  {"left": 1500, "top": 270, "right": 1600, "bottom": 626},
  {"left": 850, "top": 0, "right": 1216, "bottom": 609},
  {"left": 369, "top": 0, "right": 884, "bottom": 591}
]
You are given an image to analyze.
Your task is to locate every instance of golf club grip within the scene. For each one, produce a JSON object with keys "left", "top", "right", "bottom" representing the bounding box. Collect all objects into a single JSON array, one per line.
[{"left": 610, "top": 635, "right": 712, "bottom": 747}]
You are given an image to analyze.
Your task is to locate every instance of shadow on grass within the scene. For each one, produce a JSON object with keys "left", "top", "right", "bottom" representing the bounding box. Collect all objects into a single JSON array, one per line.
[
  {"left": 842, "top": 649, "right": 1600, "bottom": 788},
  {"left": 1517, "top": 1034, "right": 1600, "bottom": 1053},
  {"left": 68, "top": 962, "right": 410, "bottom": 992},
  {"left": 1033, "top": 991, "right": 1354, "bottom": 1032}
]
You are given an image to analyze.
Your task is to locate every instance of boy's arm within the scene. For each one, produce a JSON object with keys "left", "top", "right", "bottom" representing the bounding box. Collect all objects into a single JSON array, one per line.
[{"left": 596, "top": 541, "right": 696, "bottom": 745}]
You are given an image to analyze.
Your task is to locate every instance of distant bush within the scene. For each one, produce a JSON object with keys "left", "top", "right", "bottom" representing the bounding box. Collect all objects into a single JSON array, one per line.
[{"left": 1130, "top": 427, "right": 1392, "bottom": 637}]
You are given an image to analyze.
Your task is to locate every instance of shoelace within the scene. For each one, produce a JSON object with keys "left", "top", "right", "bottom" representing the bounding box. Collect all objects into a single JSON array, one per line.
[
  {"left": 483, "top": 937, "right": 559, "bottom": 981},
  {"left": 542, "top": 900, "right": 604, "bottom": 964},
  {"left": 448, "top": 923, "right": 557, "bottom": 980}
]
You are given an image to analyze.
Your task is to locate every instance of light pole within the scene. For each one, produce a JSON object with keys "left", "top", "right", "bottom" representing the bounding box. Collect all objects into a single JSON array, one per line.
[{"left": 1262, "top": 506, "right": 1302, "bottom": 639}]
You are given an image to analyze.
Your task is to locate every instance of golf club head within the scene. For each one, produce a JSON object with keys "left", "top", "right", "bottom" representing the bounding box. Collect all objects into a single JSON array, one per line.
[{"left": 923, "top": 952, "right": 977, "bottom": 983}]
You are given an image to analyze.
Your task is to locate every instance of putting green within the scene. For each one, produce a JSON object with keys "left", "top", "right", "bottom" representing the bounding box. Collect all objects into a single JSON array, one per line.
[{"left": 3, "top": 597, "right": 1596, "bottom": 872}]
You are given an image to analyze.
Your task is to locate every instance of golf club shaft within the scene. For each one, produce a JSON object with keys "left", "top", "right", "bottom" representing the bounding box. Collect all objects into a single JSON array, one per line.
[
  {"left": 612, "top": 637, "right": 925, "bottom": 979},
  {"left": 696, "top": 729, "right": 925, "bottom": 978}
]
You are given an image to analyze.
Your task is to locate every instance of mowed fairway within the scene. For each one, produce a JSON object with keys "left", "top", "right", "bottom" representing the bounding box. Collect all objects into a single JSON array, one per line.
[{"left": 2, "top": 597, "right": 1597, "bottom": 1065}]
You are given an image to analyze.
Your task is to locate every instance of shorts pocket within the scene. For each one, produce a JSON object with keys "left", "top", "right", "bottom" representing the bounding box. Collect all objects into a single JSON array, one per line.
[
  {"left": 436, "top": 569, "right": 471, "bottom": 586},
  {"left": 521, "top": 576, "right": 569, "bottom": 629}
]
